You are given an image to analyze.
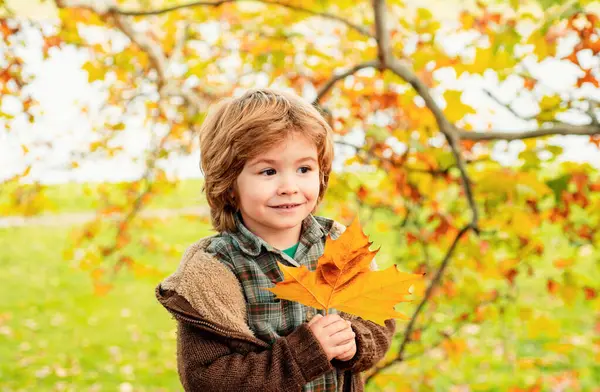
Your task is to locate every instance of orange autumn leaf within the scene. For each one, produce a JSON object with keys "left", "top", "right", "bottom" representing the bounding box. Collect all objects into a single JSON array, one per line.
[
  {"left": 93, "top": 281, "right": 113, "bottom": 296},
  {"left": 577, "top": 68, "right": 599, "bottom": 88},
  {"left": 553, "top": 258, "right": 575, "bottom": 269},
  {"left": 523, "top": 77, "right": 537, "bottom": 90},
  {"left": 442, "top": 338, "right": 467, "bottom": 363},
  {"left": 547, "top": 279, "right": 559, "bottom": 295},
  {"left": 584, "top": 286, "right": 597, "bottom": 300},
  {"left": 265, "top": 219, "right": 424, "bottom": 326}
]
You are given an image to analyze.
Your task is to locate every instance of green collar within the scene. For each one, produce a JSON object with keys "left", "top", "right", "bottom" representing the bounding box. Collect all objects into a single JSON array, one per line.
[{"left": 282, "top": 242, "right": 299, "bottom": 259}]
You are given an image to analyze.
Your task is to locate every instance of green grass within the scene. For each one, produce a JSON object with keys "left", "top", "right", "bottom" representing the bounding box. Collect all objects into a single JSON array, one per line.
[
  {"left": 0, "top": 217, "right": 214, "bottom": 391},
  {"left": 0, "top": 179, "right": 207, "bottom": 216}
]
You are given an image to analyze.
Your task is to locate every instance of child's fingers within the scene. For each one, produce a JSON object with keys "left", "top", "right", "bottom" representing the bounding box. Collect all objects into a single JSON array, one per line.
[
  {"left": 317, "top": 314, "right": 344, "bottom": 328},
  {"left": 308, "top": 313, "right": 323, "bottom": 326},
  {"left": 309, "top": 314, "right": 352, "bottom": 333},
  {"left": 322, "top": 319, "right": 350, "bottom": 335},
  {"left": 338, "top": 344, "right": 354, "bottom": 357},
  {"left": 329, "top": 322, "right": 353, "bottom": 337},
  {"left": 333, "top": 339, "right": 355, "bottom": 357},
  {"left": 336, "top": 337, "right": 355, "bottom": 347},
  {"left": 329, "top": 327, "right": 355, "bottom": 346},
  {"left": 310, "top": 314, "right": 343, "bottom": 331}
]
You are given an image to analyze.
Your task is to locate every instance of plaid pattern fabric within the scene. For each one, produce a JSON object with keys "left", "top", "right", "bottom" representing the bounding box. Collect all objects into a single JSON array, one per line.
[{"left": 206, "top": 212, "right": 342, "bottom": 392}]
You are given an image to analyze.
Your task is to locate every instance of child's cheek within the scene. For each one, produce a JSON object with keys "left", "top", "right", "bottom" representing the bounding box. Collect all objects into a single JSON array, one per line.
[{"left": 311, "top": 176, "right": 321, "bottom": 202}]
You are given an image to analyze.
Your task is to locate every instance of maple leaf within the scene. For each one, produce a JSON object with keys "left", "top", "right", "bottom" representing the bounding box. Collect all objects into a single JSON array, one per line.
[{"left": 264, "top": 219, "right": 424, "bottom": 326}]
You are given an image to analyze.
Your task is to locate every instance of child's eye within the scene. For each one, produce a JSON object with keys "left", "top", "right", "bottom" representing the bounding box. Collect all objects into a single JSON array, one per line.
[
  {"left": 260, "top": 168, "right": 276, "bottom": 176},
  {"left": 298, "top": 166, "right": 312, "bottom": 174}
]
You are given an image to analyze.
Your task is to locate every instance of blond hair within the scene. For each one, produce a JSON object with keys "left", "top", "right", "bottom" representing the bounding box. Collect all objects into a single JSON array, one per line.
[{"left": 199, "top": 88, "right": 334, "bottom": 233}]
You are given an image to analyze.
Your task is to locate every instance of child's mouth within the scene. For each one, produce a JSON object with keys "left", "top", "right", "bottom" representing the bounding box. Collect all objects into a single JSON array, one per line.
[{"left": 271, "top": 203, "right": 302, "bottom": 209}]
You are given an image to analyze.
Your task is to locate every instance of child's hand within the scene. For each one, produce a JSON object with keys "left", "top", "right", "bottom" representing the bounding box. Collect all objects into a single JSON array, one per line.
[
  {"left": 333, "top": 327, "right": 356, "bottom": 361},
  {"left": 308, "top": 314, "right": 356, "bottom": 361}
]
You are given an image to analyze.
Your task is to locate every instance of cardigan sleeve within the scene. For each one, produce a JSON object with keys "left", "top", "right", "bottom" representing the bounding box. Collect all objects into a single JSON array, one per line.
[{"left": 176, "top": 320, "right": 334, "bottom": 392}]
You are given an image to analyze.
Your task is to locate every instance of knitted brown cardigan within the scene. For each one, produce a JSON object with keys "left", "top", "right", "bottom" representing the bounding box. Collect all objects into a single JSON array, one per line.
[{"left": 156, "top": 229, "right": 396, "bottom": 392}]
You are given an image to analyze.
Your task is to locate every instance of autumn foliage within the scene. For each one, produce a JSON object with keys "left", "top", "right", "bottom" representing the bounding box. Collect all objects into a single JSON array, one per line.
[
  {"left": 266, "top": 219, "right": 424, "bottom": 325},
  {"left": 2, "top": 0, "right": 600, "bottom": 389}
]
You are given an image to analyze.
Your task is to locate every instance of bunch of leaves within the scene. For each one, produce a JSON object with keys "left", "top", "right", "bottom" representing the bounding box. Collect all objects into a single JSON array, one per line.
[{"left": 266, "top": 219, "right": 424, "bottom": 326}]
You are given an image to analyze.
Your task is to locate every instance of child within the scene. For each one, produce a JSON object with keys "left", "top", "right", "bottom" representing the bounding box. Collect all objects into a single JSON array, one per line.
[{"left": 156, "top": 88, "right": 396, "bottom": 391}]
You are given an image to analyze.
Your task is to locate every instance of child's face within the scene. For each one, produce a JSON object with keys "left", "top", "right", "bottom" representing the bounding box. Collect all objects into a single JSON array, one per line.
[{"left": 235, "top": 131, "right": 321, "bottom": 243}]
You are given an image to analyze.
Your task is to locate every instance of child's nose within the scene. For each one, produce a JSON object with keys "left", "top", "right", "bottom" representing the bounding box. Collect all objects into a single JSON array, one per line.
[{"left": 277, "top": 175, "right": 299, "bottom": 194}]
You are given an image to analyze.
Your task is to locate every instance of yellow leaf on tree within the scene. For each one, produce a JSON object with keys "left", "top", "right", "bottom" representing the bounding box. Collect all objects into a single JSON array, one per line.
[
  {"left": 517, "top": 358, "right": 538, "bottom": 370},
  {"left": 265, "top": 219, "right": 424, "bottom": 326},
  {"left": 442, "top": 338, "right": 467, "bottom": 363},
  {"left": 544, "top": 342, "right": 574, "bottom": 354},
  {"left": 527, "top": 315, "right": 560, "bottom": 339},
  {"left": 82, "top": 61, "right": 106, "bottom": 83},
  {"left": 372, "top": 373, "right": 413, "bottom": 391},
  {"left": 511, "top": 209, "right": 537, "bottom": 237},
  {"left": 528, "top": 30, "right": 557, "bottom": 59},
  {"left": 560, "top": 285, "right": 578, "bottom": 306},
  {"left": 443, "top": 90, "right": 476, "bottom": 123}
]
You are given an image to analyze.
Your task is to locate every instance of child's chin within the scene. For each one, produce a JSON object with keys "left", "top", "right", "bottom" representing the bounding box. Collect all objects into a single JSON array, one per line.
[
  {"left": 266, "top": 213, "right": 306, "bottom": 227},
  {"left": 271, "top": 216, "right": 304, "bottom": 226}
]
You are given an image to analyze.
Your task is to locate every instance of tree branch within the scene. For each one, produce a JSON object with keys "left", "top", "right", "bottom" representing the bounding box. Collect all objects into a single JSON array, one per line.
[
  {"left": 313, "top": 60, "right": 379, "bottom": 105},
  {"left": 171, "top": 22, "right": 191, "bottom": 64},
  {"left": 586, "top": 100, "right": 599, "bottom": 126},
  {"left": 115, "top": 0, "right": 374, "bottom": 38},
  {"left": 54, "top": 0, "right": 114, "bottom": 14},
  {"left": 373, "top": 0, "right": 390, "bottom": 68},
  {"left": 373, "top": 0, "right": 479, "bottom": 231},
  {"left": 260, "top": 1, "right": 373, "bottom": 38},
  {"left": 365, "top": 224, "right": 473, "bottom": 384},
  {"left": 120, "top": 0, "right": 227, "bottom": 15},
  {"left": 482, "top": 88, "right": 535, "bottom": 122},
  {"left": 399, "top": 294, "right": 500, "bottom": 363},
  {"left": 113, "top": 13, "right": 205, "bottom": 115},
  {"left": 55, "top": 0, "right": 206, "bottom": 116},
  {"left": 333, "top": 140, "right": 455, "bottom": 176},
  {"left": 111, "top": 11, "right": 168, "bottom": 88},
  {"left": 458, "top": 123, "right": 600, "bottom": 141}
]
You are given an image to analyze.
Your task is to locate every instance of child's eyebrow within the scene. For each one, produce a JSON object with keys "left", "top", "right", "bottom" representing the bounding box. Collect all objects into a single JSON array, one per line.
[
  {"left": 250, "top": 157, "right": 317, "bottom": 166},
  {"left": 296, "top": 157, "right": 318, "bottom": 164},
  {"left": 250, "top": 158, "right": 278, "bottom": 166}
]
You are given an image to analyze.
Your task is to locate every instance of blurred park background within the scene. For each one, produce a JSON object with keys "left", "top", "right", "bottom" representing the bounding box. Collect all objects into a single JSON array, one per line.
[{"left": 1, "top": 0, "right": 599, "bottom": 390}]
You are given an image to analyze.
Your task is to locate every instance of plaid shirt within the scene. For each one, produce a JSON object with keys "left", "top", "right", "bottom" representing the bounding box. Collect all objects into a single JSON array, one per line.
[{"left": 206, "top": 212, "right": 342, "bottom": 392}]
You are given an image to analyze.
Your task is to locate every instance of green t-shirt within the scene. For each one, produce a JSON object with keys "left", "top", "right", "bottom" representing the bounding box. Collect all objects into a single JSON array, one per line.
[{"left": 282, "top": 242, "right": 299, "bottom": 259}]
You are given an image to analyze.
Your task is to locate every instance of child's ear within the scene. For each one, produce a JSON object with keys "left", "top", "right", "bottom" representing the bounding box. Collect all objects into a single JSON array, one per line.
[
  {"left": 228, "top": 188, "right": 238, "bottom": 210},
  {"left": 227, "top": 188, "right": 239, "bottom": 211}
]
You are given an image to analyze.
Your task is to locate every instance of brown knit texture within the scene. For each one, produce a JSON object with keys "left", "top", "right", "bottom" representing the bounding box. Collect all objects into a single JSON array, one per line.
[{"left": 157, "top": 231, "right": 396, "bottom": 391}]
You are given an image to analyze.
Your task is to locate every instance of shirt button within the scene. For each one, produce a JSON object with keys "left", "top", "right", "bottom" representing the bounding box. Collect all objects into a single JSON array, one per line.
[{"left": 305, "top": 309, "right": 314, "bottom": 322}]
